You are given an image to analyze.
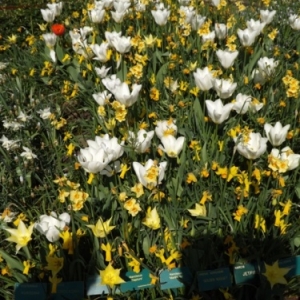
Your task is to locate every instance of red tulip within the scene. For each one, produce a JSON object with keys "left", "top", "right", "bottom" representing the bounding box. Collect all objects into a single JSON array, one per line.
[{"left": 51, "top": 23, "right": 65, "bottom": 36}]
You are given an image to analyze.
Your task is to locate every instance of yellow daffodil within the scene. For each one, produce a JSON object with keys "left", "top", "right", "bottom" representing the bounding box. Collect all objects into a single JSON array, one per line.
[
  {"left": 200, "top": 191, "right": 212, "bottom": 205},
  {"left": 254, "top": 214, "right": 266, "bottom": 233},
  {"left": 45, "top": 256, "right": 64, "bottom": 276},
  {"left": 232, "top": 205, "right": 248, "bottom": 222},
  {"left": 4, "top": 220, "right": 34, "bottom": 253},
  {"left": 131, "top": 183, "right": 144, "bottom": 198},
  {"left": 128, "top": 257, "right": 141, "bottom": 273},
  {"left": 188, "top": 203, "right": 207, "bottom": 217},
  {"left": 101, "top": 242, "right": 115, "bottom": 262},
  {"left": 23, "top": 260, "right": 35, "bottom": 275},
  {"left": 100, "top": 263, "right": 125, "bottom": 288},
  {"left": 262, "top": 261, "right": 290, "bottom": 289},
  {"left": 87, "top": 217, "right": 115, "bottom": 238}
]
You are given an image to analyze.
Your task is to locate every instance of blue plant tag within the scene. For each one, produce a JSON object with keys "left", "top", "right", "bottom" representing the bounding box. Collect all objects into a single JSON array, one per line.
[
  {"left": 86, "top": 275, "right": 109, "bottom": 296},
  {"left": 278, "top": 256, "right": 300, "bottom": 277},
  {"left": 14, "top": 283, "right": 47, "bottom": 300},
  {"left": 160, "top": 267, "right": 193, "bottom": 290},
  {"left": 49, "top": 282, "right": 84, "bottom": 300},
  {"left": 198, "top": 267, "right": 232, "bottom": 291},
  {"left": 234, "top": 262, "right": 260, "bottom": 285},
  {"left": 120, "top": 269, "right": 154, "bottom": 292}
]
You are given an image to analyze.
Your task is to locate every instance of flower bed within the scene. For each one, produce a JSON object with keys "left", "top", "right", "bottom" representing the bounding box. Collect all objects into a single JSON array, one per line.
[{"left": 1, "top": 0, "right": 300, "bottom": 299}]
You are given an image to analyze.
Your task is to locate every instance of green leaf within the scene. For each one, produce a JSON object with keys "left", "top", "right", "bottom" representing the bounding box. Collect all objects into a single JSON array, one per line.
[
  {"left": 0, "top": 249, "right": 24, "bottom": 272},
  {"left": 142, "top": 235, "right": 150, "bottom": 256},
  {"left": 156, "top": 62, "right": 169, "bottom": 84},
  {"left": 295, "top": 185, "right": 300, "bottom": 199},
  {"left": 294, "top": 236, "right": 300, "bottom": 247},
  {"left": 67, "top": 66, "right": 79, "bottom": 82},
  {"left": 56, "top": 43, "right": 65, "bottom": 63}
]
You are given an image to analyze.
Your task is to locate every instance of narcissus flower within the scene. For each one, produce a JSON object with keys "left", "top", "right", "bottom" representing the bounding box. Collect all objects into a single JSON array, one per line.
[
  {"left": 100, "top": 263, "right": 125, "bottom": 288},
  {"left": 133, "top": 159, "right": 167, "bottom": 190},
  {"left": 188, "top": 203, "right": 207, "bottom": 217},
  {"left": 51, "top": 24, "right": 65, "bottom": 36},
  {"left": 4, "top": 220, "right": 34, "bottom": 253},
  {"left": 87, "top": 217, "right": 115, "bottom": 238}
]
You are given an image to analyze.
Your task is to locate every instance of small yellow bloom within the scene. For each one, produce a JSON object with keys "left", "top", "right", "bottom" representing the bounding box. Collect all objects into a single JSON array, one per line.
[
  {"left": 262, "top": 261, "right": 290, "bottom": 289},
  {"left": 188, "top": 203, "right": 207, "bottom": 217},
  {"left": 142, "top": 207, "right": 160, "bottom": 230},
  {"left": 45, "top": 256, "right": 64, "bottom": 276},
  {"left": 101, "top": 242, "right": 114, "bottom": 262},
  {"left": 200, "top": 191, "right": 212, "bottom": 205},
  {"left": 233, "top": 205, "right": 248, "bottom": 222},
  {"left": 131, "top": 183, "right": 144, "bottom": 198},
  {"left": 23, "top": 260, "right": 35, "bottom": 275},
  {"left": 4, "top": 220, "right": 34, "bottom": 253},
  {"left": 120, "top": 164, "right": 130, "bottom": 179},
  {"left": 254, "top": 214, "right": 266, "bottom": 233},
  {"left": 100, "top": 263, "right": 125, "bottom": 288},
  {"left": 186, "top": 172, "right": 197, "bottom": 184},
  {"left": 87, "top": 218, "right": 115, "bottom": 238},
  {"left": 279, "top": 199, "right": 292, "bottom": 216}
]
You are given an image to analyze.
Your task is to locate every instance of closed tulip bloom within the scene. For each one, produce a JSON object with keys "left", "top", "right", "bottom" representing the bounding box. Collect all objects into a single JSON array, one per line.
[
  {"left": 232, "top": 93, "right": 251, "bottom": 114},
  {"left": 260, "top": 10, "right": 276, "bottom": 24},
  {"left": 201, "top": 31, "right": 216, "bottom": 43},
  {"left": 42, "top": 33, "right": 57, "bottom": 48},
  {"left": 257, "top": 57, "right": 279, "bottom": 77},
  {"left": 246, "top": 19, "right": 265, "bottom": 33},
  {"left": 41, "top": 8, "right": 55, "bottom": 22},
  {"left": 151, "top": 4, "right": 170, "bottom": 26},
  {"left": 190, "top": 14, "right": 206, "bottom": 30},
  {"left": 77, "top": 148, "right": 113, "bottom": 173},
  {"left": 216, "top": 49, "right": 239, "bottom": 69},
  {"left": 205, "top": 99, "right": 234, "bottom": 124},
  {"left": 128, "top": 129, "right": 155, "bottom": 153},
  {"left": 215, "top": 23, "right": 227, "bottom": 40},
  {"left": 234, "top": 132, "right": 268, "bottom": 160},
  {"left": 95, "top": 66, "right": 111, "bottom": 78},
  {"left": 158, "top": 135, "right": 185, "bottom": 158},
  {"left": 212, "top": 78, "right": 237, "bottom": 99},
  {"left": 110, "top": 36, "right": 131, "bottom": 54},
  {"left": 193, "top": 67, "right": 214, "bottom": 91},
  {"left": 47, "top": 2, "right": 63, "bottom": 16},
  {"left": 111, "top": 11, "right": 127, "bottom": 23},
  {"left": 264, "top": 122, "right": 290, "bottom": 146},
  {"left": 112, "top": 82, "right": 142, "bottom": 107},
  {"left": 89, "top": 8, "right": 105, "bottom": 23},
  {"left": 93, "top": 91, "right": 111, "bottom": 105},
  {"left": 237, "top": 28, "right": 259, "bottom": 46},
  {"left": 289, "top": 15, "right": 300, "bottom": 30}
]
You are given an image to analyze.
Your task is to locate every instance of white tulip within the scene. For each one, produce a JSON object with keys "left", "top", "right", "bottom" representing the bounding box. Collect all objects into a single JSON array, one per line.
[
  {"left": 34, "top": 212, "right": 70, "bottom": 242},
  {"left": 151, "top": 6, "right": 170, "bottom": 26},
  {"left": 237, "top": 28, "right": 259, "bottom": 46},
  {"left": 260, "top": 10, "right": 276, "bottom": 24},
  {"left": 90, "top": 42, "right": 110, "bottom": 62},
  {"left": 92, "top": 91, "right": 111, "bottom": 106},
  {"left": 257, "top": 57, "right": 279, "bottom": 77},
  {"left": 193, "top": 67, "right": 214, "bottom": 91},
  {"left": 215, "top": 23, "right": 227, "bottom": 40},
  {"left": 88, "top": 8, "right": 105, "bottom": 23},
  {"left": 234, "top": 132, "right": 268, "bottom": 160},
  {"left": 232, "top": 93, "right": 251, "bottom": 114},
  {"left": 128, "top": 129, "right": 155, "bottom": 153},
  {"left": 95, "top": 66, "right": 111, "bottom": 78},
  {"left": 205, "top": 99, "right": 234, "bottom": 124},
  {"left": 212, "top": 78, "right": 237, "bottom": 99},
  {"left": 216, "top": 49, "right": 239, "bottom": 69},
  {"left": 111, "top": 82, "right": 142, "bottom": 107},
  {"left": 158, "top": 135, "right": 185, "bottom": 158},
  {"left": 110, "top": 36, "right": 131, "bottom": 54},
  {"left": 264, "top": 122, "right": 290, "bottom": 146},
  {"left": 41, "top": 8, "right": 55, "bottom": 22},
  {"left": 289, "top": 15, "right": 300, "bottom": 30},
  {"left": 281, "top": 147, "right": 300, "bottom": 171},
  {"left": 47, "top": 2, "right": 63, "bottom": 16}
]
